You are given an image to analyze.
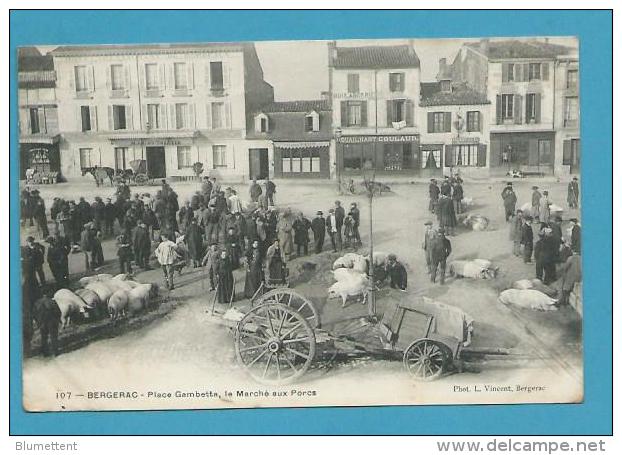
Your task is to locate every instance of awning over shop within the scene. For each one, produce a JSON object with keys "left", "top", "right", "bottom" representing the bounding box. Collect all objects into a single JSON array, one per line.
[
  {"left": 19, "top": 134, "right": 61, "bottom": 145},
  {"left": 274, "top": 141, "right": 330, "bottom": 149}
]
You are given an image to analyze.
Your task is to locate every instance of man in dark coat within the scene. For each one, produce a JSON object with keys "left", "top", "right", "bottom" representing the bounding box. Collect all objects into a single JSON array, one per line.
[
  {"left": 30, "top": 190, "right": 49, "bottom": 238},
  {"left": 428, "top": 179, "right": 440, "bottom": 213},
  {"left": 440, "top": 176, "right": 452, "bottom": 197},
  {"left": 521, "top": 216, "right": 534, "bottom": 263},
  {"left": 244, "top": 240, "right": 263, "bottom": 299},
  {"left": 184, "top": 218, "right": 203, "bottom": 268},
  {"left": 201, "top": 177, "right": 213, "bottom": 205},
  {"left": 550, "top": 216, "right": 563, "bottom": 262},
  {"left": 334, "top": 201, "right": 345, "bottom": 233},
  {"left": 326, "top": 208, "right": 342, "bottom": 252},
  {"left": 386, "top": 254, "right": 408, "bottom": 290},
  {"left": 225, "top": 226, "right": 242, "bottom": 269},
  {"left": 116, "top": 232, "right": 133, "bottom": 274},
  {"left": 569, "top": 218, "right": 581, "bottom": 253},
  {"left": 92, "top": 197, "right": 105, "bottom": 232},
  {"left": 32, "top": 295, "right": 61, "bottom": 357},
  {"left": 45, "top": 236, "right": 69, "bottom": 289},
  {"left": 233, "top": 212, "right": 247, "bottom": 250},
  {"left": 249, "top": 178, "right": 263, "bottom": 203},
  {"left": 422, "top": 221, "right": 436, "bottom": 274},
  {"left": 559, "top": 251, "right": 582, "bottom": 306},
  {"left": 132, "top": 220, "right": 152, "bottom": 269},
  {"left": 77, "top": 197, "right": 92, "bottom": 226},
  {"left": 349, "top": 202, "right": 361, "bottom": 246},
  {"left": 567, "top": 177, "right": 579, "bottom": 209},
  {"left": 437, "top": 195, "right": 457, "bottom": 236},
  {"left": 534, "top": 228, "right": 557, "bottom": 284},
  {"left": 293, "top": 212, "right": 311, "bottom": 257},
  {"left": 215, "top": 251, "right": 235, "bottom": 303},
  {"left": 265, "top": 177, "right": 276, "bottom": 206},
  {"left": 452, "top": 181, "right": 464, "bottom": 214},
  {"left": 531, "top": 186, "right": 542, "bottom": 219},
  {"left": 21, "top": 189, "right": 33, "bottom": 227},
  {"left": 90, "top": 225, "right": 104, "bottom": 269},
  {"left": 501, "top": 182, "right": 517, "bottom": 222},
  {"left": 311, "top": 211, "right": 326, "bottom": 254},
  {"left": 24, "top": 236, "right": 46, "bottom": 286},
  {"left": 430, "top": 228, "right": 451, "bottom": 284}
]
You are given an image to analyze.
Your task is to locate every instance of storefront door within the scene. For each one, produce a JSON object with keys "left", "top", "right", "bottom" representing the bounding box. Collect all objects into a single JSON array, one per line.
[
  {"left": 146, "top": 146, "right": 166, "bottom": 178},
  {"left": 249, "top": 148, "right": 269, "bottom": 179}
]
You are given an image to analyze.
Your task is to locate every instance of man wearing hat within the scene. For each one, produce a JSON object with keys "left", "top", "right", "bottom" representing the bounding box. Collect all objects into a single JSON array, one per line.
[
  {"left": 386, "top": 254, "right": 408, "bottom": 291},
  {"left": 440, "top": 176, "right": 452, "bottom": 197},
  {"left": 510, "top": 210, "right": 524, "bottom": 257},
  {"left": 80, "top": 222, "right": 95, "bottom": 271},
  {"left": 534, "top": 227, "right": 557, "bottom": 284},
  {"left": 422, "top": 221, "right": 436, "bottom": 274},
  {"left": 430, "top": 228, "right": 451, "bottom": 284},
  {"left": 326, "top": 208, "right": 342, "bottom": 252},
  {"left": 24, "top": 235, "right": 46, "bottom": 286},
  {"left": 568, "top": 218, "right": 581, "bottom": 253},
  {"left": 501, "top": 182, "right": 517, "bottom": 222},
  {"left": 133, "top": 220, "right": 152, "bottom": 269},
  {"left": 45, "top": 236, "right": 69, "bottom": 289},
  {"left": 311, "top": 211, "right": 326, "bottom": 254},
  {"left": 567, "top": 177, "right": 579, "bottom": 209},
  {"left": 30, "top": 189, "right": 49, "bottom": 238},
  {"left": 520, "top": 216, "right": 534, "bottom": 263},
  {"left": 350, "top": 202, "right": 361, "bottom": 247},
  {"left": 428, "top": 179, "right": 440, "bottom": 214},
  {"left": 531, "top": 186, "right": 542, "bottom": 219}
]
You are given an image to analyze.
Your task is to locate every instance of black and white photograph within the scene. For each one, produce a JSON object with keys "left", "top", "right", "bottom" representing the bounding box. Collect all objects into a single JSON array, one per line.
[{"left": 18, "top": 36, "right": 583, "bottom": 411}]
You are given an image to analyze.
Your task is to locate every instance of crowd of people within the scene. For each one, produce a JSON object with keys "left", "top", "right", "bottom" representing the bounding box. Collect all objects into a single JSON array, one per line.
[{"left": 428, "top": 175, "right": 465, "bottom": 236}]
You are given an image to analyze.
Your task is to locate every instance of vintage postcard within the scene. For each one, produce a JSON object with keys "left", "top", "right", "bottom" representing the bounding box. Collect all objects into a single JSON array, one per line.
[{"left": 18, "top": 36, "right": 582, "bottom": 411}]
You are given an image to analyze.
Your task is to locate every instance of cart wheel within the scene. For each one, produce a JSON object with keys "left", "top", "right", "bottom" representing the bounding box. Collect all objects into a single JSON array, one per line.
[
  {"left": 403, "top": 339, "right": 448, "bottom": 381},
  {"left": 255, "top": 288, "right": 320, "bottom": 328},
  {"left": 235, "top": 303, "right": 316, "bottom": 385},
  {"left": 134, "top": 174, "right": 148, "bottom": 185}
]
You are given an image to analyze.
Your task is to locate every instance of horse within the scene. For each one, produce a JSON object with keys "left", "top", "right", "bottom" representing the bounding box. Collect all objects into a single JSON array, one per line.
[{"left": 82, "top": 166, "right": 114, "bottom": 187}]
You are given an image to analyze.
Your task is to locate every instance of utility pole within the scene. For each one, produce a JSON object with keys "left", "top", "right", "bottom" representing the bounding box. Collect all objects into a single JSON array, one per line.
[{"left": 366, "top": 68, "right": 379, "bottom": 318}]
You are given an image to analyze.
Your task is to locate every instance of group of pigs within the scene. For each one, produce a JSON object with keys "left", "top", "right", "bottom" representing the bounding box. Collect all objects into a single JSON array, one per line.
[{"left": 53, "top": 273, "right": 159, "bottom": 327}]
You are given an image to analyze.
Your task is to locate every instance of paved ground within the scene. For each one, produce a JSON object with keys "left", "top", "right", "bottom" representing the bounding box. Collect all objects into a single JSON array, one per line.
[{"left": 20, "top": 177, "right": 583, "bottom": 411}]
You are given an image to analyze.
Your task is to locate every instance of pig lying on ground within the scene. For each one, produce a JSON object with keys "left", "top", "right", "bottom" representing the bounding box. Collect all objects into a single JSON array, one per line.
[
  {"left": 498, "top": 289, "right": 558, "bottom": 311},
  {"left": 328, "top": 270, "right": 370, "bottom": 307},
  {"left": 449, "top": 259, "right": 498, "bottom": 279},
  {"left": 512, "top": 278, "right": 558, "bottom": 297},
  {"left": 462, "top": 214, "right": 490, "bottom": 231},
  {"left": 332, "top": 253, "right": 362, "bottom": 270},
  {"left": 108, "top": 290, "right": 129, "bottom": 320},
  {"left": 127, "top": 283, "right": 159, "bottom": 314},
  {"left": 53, "top": 289, "right": 90, "bottom": 328}
]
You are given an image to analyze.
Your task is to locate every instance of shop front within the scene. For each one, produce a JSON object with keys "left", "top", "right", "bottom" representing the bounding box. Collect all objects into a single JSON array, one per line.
[
  {"left": 490, "top": 131, "right": 556, "bottom": 176},
  {"left": 336, "top": 134, "right": 420, "bottom": 176},
  {"left": 19, "top": 135, "right": 61, "bottom": 180},
  {"left": 273, "top": 141, "right": 330, "bottom": 179}
]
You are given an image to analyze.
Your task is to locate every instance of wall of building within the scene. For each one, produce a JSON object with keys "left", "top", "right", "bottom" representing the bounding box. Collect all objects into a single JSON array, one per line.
[
  {"left": 450, "top": 47, "right": 489, "bottom": 94},
  {"left": 554, "top": 58, "right": 580, "bottom": 176}
]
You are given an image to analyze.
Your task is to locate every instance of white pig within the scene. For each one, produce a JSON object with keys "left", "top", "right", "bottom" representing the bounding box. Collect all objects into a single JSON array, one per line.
[
  {"left": 127, "top": 283, "right": 158, "bottom": 314},
  {"left": 53, "top": 289, "right": 89, "bottom": 328},
  {"left": 74, "top": 288, "right": 101, "bottom": 309},
  {"left": 498, "top": 289, "right": 558, "bottom": 311},
  {"left": 85, "top": 281, "right": 113, "bottom": 304},
  {"left": 450, "top": 260, "right": 497, "bottom": 279},
  {"left": 328, "top": 276, "right": 370, "bottom": 308},
  {"left": 108, "top": 290, "right": 129, "bottom": 320}
]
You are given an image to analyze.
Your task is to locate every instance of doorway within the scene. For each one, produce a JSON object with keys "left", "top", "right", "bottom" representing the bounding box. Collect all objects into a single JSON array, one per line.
[
  {"left": 146, "top": 146, "right": 166, "bottom": 178},
  {"left": 249, "top": 148, "right": 269, "bottom": 179}
]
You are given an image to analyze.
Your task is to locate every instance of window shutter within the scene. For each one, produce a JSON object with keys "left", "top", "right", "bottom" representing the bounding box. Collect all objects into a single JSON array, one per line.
[
  {"left": 189, "top": 103, "right": 196, "bottom": 128},
  {"left": 205, "top": 63, "right": 211, "bottom": 89},
  {"left": 222, "top": 62, "right": 230, "bottom": 89},
  {"left": 313, "top": 112, "right": 320, "bottom": 131},
  {"left": 405, "top": 100, "right": 414, "bottom": 127},
  {"left": 90, "top": 106, "right": 98, "bottom": 131},
  {"left": 139, "top": 64, "right": 146, "bottom": 90},
  {"left": 126, "top": 105, "right": 133, "bottom": 129},
  {"left": 107, "top": 105, "right": 114, "bottom": 130},
  {"left": 496, "top": 95, "right": 502, "bottom": 124},
  {"left": 535, "top": 93, "right": 542, "bottom": 124},
  {"left": 477, "top": 111, "right": 483, "bottom": 132},
  {"left": 427, "top": 112, "right": 434, "bottom": 133},
  {"left": 444, "top": 145, "right": 452, "bottom": 167},
  {"left": 159, "top": 64, "right": 166, "bottom": 90},
  {"left": 542, "top": 63, "right": 549, "bottom": 80},
  {"left": 168, "top": 104, "right": 176, "bottom": 129},
  {"left": 523, "top": 63, "right": 529, "bottom": 81},
  {"left": 38, "top": 108, "right": 47, "bottom": 133},
  {"left": 502, "top": 63, "right": 508, "bottom": 83},
  {"left": 225, "top": 102, "right": 232, "bottom": 129},
  {"left": 76, "top": 107, "right": 83, "bottom": 132},
  {"left": 88, "top": 66, "right": 96, "bottom": 92},
  {"left": 167, "top": 65, "right": 174, "bottom": 91},
  {"left": 205, "top": 103, "right": 212, "bottom": 130},
  {"left": 254, "top": 115, "right": 261, "bottom": 133},
  {"left": 389, "top": 74, "right": 395, "bottom": 92},
  {"left": 562, "top": 140, "right": 571, "bottom": 165},
  {"left": 444, "top": 112, "right": 452, "bottom": 132},
  {"left": 141, "top": 104, "right": 148, "bottom": 129},
  {"left": 514, "top": 95, "right": 522, "bottom": 124},
  {"left": 514, "top": 64, "right": 522, "bottom": 82},
  {"left": 360, "top": 101, "right": 367, "bottom": 127},
  {"left": 340, "top": 101, "right": 347, "bottom": 127},
  {"left": 187, "top": 63, "right": 195, "bottom": 90},
  {"left": 19, "top": 108, "right": 29, "bottom": 135},
  {"left": 477, "top": 144, "right": 487, "bottom": 167},
  {"left": 159, "top": 104, "right": 166, "bottom": 129},
  {"left": 105, "top": 65, "right": 112, "bottom": 90},
  {"left": 386, "top": 100, "right": 393, "bottom": 126},
  {"left": 124, "top": 65, "right": 131, "bottom": 90}
]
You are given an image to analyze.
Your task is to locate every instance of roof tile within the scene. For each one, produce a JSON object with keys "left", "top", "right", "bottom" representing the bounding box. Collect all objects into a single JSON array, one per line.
[{"left": 332, "top": 45, "right": 420, "bottom": 68}]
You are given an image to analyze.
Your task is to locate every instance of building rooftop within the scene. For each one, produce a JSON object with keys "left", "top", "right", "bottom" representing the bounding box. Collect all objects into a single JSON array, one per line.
[
  {"left": 466, "top": 40, "right": 575, "bottom": 60},
  {"left": 51, "top": 42, "right": 248, "bottom": 56},
  {"left": 18, "top": 47, "right": 54, "bottom": 72},
  {"left": 330, "top": 44, "right": 420, "bottom": 69},
  {"left": 420, "top": 82, "right": 490, "bottom": 107},
  {"left": 260, "top": 99, "right": 331, "bottom": 113}
]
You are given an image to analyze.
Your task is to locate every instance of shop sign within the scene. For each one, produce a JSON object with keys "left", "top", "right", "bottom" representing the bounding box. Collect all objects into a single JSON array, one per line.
[
  {"left": 111, "top": 138, "right": 184, "bottom": 146},
  {"left": 333, "top": 92, "right": 376, "bottom": 99},
  {"left": 452, "top": 136, "right": 480, "bottom": 145},
  {"left": 337, "top": 134, "right": 419, "bottom": 144}
]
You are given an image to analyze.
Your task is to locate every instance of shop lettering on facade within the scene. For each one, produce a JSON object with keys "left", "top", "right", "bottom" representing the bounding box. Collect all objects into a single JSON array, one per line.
[
  {"left": 337, "top": 135, "right": 419, "bottom": 144},
  {"left": 111, "top": 138, "right": 183, "bottom": 146},
  {"left": 451, "top": 136, "right": 480, "bottom": 145},
  {"left": 333, "top": 92, "right": 376, "bottom": 99}
]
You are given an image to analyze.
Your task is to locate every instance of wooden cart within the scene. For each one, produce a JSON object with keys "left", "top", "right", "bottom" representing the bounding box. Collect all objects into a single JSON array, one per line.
[{"left": 230, "top": 289, "right": 467, "bottom": 385}]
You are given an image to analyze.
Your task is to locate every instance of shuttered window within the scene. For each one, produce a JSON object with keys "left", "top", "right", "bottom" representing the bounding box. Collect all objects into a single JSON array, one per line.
[
  {"left": 347, "top": 74, "right": 359, "bottom": 94},
  {"left": 145, "top": 63, "right": 158, "bottom": 90},
  {"left": 29, "top": 108, "right": 40, "bottom": 134},
  {"left": 112, "top": 105, "right": 127, "bottom": 130},
  {"left": 111, "top": 65, "right": 125, "bottom": 90},
  {"left": 74, "top": 66, "right": 89, "bottom": 92},
  {"left": 212, "top": 145, "right": 227, "bottom": 168},
  {"left": 466, "top": 111, "right": 480, "bottom": 132},
  {"left": 80, "top": 106, "right": 91, "bottom": 132},
  {"left": 147, "top": 104, "right": 160, "bottom": 129},
  {"left": 177, "top": 146, "right": 193, "bottom": 169},
  {"left": 428, "top": 112, "right": 451, "bottom": 133},
  {"left": 389, "top": 73, "right": 404, "bottom": 92},
  {"left": 79, "top": 148, "right": 97, "bottom": 168},
  {"left": 564, "top": 97, "right": 579, "bottom": 126},
  {"left": 210, "top": 62, "right": 224, "bottom": 90},
  {"left": 525, "top": 93, "right": 541, "bottom": 124},
  {"left": 175, "top": 103, "right": 188, "bottom": 129},
  {"left": 174, "top": 63, "right": 188, "bottom": 90},
  {"left": 501, "top": 94, "right": 514, "bottom": 120},
  {"left": 567, "top": 70, "right": 578, "bottom": 89}
]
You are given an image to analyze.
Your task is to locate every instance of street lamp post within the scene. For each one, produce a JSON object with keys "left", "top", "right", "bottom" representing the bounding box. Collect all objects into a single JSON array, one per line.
[{"left": 334, "top": 127, "right": 342, "bottom": 193}]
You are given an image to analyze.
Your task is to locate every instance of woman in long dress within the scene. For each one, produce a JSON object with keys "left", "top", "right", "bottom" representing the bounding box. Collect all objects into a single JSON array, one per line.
[
  {"left": 244, "top": 240, "right": 263, "bottom": 299},
  {"left": 265, "top": 239, "right": 286, "bottom": 284},
  {"left": 215, "top": 250, "right": 234, "bottom": 303}
]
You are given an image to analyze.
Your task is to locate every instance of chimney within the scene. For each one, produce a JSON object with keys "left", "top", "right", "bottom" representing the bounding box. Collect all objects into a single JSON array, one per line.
[
  {"left": 327, "top": 41, "right": 337, "bottom": 66},
  {"left": 480, "top": 38, "right": 490, "bottom": 55}
]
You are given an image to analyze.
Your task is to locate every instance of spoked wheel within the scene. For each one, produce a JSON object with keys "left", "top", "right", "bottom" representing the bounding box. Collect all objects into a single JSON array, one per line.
[
  {"left": 235, "top": 303, "right": 316, "bottom": 385},
  {"left": 255, "top": 288, "right": 320, "bottom": 328},
  {"left": 403, "top": 339, "right": 449, "bottom": 381}
]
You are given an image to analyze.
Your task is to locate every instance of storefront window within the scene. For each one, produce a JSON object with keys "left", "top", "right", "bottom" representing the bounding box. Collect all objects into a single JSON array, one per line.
[
  {"left": 282, "top": 148, "right": 322, "bottom": 174},
  {"left": 343, "top": 144, "right": 362, "bottom": 171},
  {"left": 422, "top": 150, "right": 441, "bottom": 169},
  {"left": 538, "top": 140, "right": 553, "bottom": 165},
  {"left": 452, "top": 144, "right": 479, "bottom": 166}
]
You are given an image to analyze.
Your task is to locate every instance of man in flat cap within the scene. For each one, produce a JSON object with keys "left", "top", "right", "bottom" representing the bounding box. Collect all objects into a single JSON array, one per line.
[
  {"left": 311, "top": 210, "right": 326, "bottom": 254},
  {"left": 567, "top": 177, "right": 579, "bottom": 209},
  {"left": 428, "top": 178, "right": 440, "bottom": 214}
]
